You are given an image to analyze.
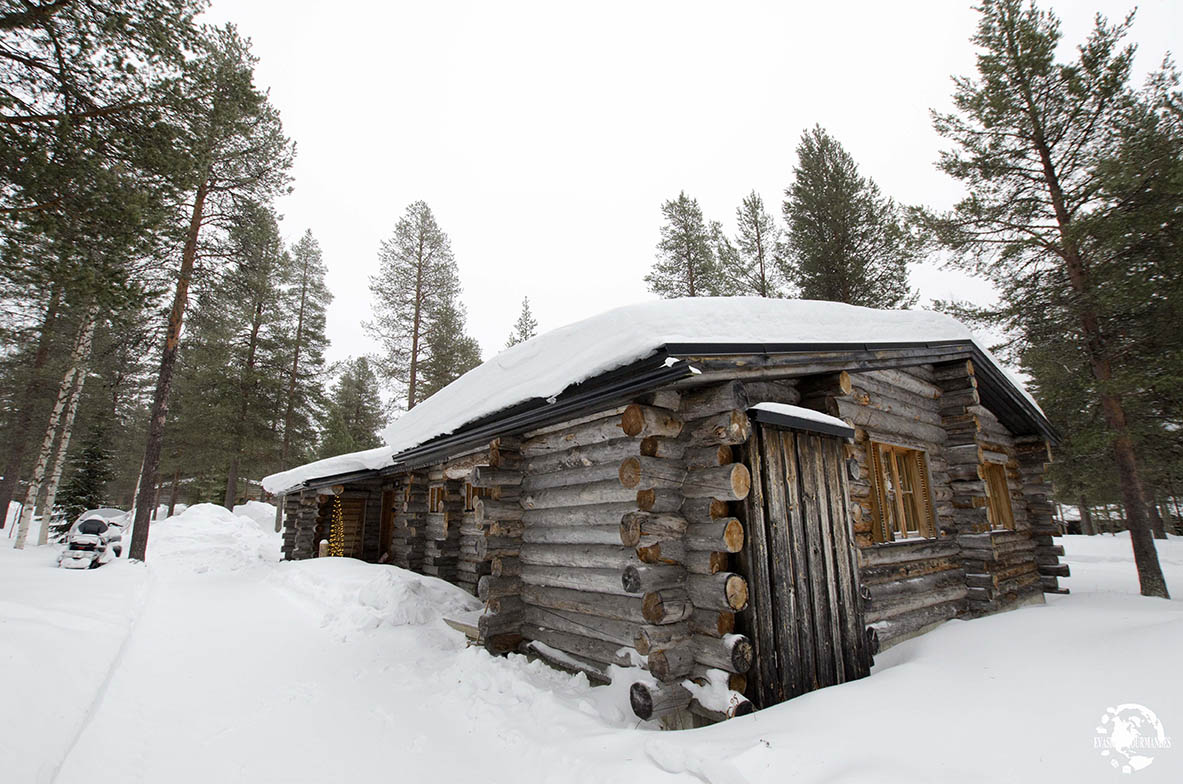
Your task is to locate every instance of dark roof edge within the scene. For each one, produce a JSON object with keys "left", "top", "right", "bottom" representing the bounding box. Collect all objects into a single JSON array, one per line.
[{"left": 748, "top": 406, "right": 856, "bottom": 439}]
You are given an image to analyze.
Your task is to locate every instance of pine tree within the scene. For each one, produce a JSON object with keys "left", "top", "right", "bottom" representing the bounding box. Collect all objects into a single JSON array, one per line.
[
  {"left": 730, "top": 192, "right": 783, "bottom": 297},
  {"left": 505, "top": 297, "right": 539, "bottom": 348},
  {"left": 780, "top": 126, "right": 918, "bottom": 308},
  {"left": 366, "top": 201, "right": 463, "bottom": 409},
  {"left": 279, "top": 230, "right": 331, "bottom": 467},
  {"left": 924, "top": 0, "right": 1174, "bottom": 596},
  {"left": 319, "top": 357, "right": 385, "bottom": 458},
  {"left": 645, "top": 192, "right": 727, "bottom": 298},
  {"left": 419, "top": 299, "right": 482, "bottom": 401},
  {"left": 56, "top": 426, "right": 115, "bottom": 526}
]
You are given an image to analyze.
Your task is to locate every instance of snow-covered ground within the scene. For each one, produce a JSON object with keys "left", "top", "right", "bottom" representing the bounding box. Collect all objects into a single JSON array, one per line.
[{"left": 3, "top": 509, "right": 1181, "bottom": 783}]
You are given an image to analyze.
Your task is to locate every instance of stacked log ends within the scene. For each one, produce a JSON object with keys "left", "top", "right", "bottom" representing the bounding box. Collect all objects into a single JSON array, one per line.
[
  {"left": 389, "top": 473, "right": 426, "bottom": 571},
  {"left": 476, "top": 437, "right": 526, "bottom": 653},
  {"left": 630, "top": 682, "right": 691, "bottom": 721}
]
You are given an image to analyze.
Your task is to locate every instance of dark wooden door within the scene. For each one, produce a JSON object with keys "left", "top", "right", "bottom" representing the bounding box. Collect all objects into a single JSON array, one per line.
[{"left": 742, "top": 424, "right": 872, "bottom": 708}]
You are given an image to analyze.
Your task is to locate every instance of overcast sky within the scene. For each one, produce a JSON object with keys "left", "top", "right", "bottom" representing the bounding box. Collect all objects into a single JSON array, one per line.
[{"left": 204, "top": 0, "right": 1179, "bottom": 368}]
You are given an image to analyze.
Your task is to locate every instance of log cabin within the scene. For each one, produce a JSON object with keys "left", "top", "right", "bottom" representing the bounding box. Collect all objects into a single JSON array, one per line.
[{"left": 263, "top": 298, "right": 1067, "bottom": 727}]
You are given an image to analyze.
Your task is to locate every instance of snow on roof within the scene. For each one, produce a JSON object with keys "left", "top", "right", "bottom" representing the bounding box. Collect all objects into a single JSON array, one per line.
[
  {"left": 262, "top": 297, "right": 1014, "bottom": 494},
  {"left": 749, "top": 402, "right": 853, "bottom": 433}
]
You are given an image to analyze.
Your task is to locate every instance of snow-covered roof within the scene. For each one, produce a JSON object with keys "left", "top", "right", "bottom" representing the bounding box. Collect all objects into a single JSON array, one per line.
[{"left": 263, "top": 297, "right": 1032, "bottom": 494}]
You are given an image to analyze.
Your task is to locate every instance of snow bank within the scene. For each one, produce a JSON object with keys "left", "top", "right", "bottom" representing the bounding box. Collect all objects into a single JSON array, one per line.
[
  {"left": 274, "top": 557, "right": 481, "bottom": 637},
  {"left": 264, "top": 297, "right": 1010, "bottom": 494},
  {"left": 144, "top": 502, "right": 281, "bottom": 573},
  {"left": 232, "top": 499, "right": 277, "bottom": 528}
]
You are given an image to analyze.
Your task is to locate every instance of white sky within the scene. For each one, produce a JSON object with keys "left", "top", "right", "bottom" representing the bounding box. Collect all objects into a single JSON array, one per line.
[{"left": 205, "top": 0, "right": 1180, "bottom": 367}]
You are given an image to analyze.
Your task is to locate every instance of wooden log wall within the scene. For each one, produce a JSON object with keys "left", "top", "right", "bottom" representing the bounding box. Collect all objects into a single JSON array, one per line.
[
  {"left": 422, "top": 473, "right": 462, "bottom": 581},
  {"left": 473, "top": 437, "right": 525, "bottom": 652},
  {"left": 832, "top": 367, "right": 969, "bottom": 648},
  {"left": 1016, "top": 435, "right": 1069, "bottom": 594},
  {"left": 390, "top": 472, "right": 426, "bottom": 571},
  {"left": 281, "top": 490, "right": 319, "bottom": 560},
  {"left": 932, "top": 359, "right": 1044, "bottom": 616},
  {"left": 361, "top": 487, "right": 382, "bottom": 562}
]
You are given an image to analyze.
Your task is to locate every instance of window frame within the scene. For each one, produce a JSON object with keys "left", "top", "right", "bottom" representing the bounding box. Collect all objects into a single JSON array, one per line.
[
  {"left": 428, "top": 485, "right": 443, "bottom": 514},
  {"left": 868, "top": 440, "right": 938, "bottom": 543},
  {"left": 981, "top": 460, "right": 1016, "bottom": 531}
]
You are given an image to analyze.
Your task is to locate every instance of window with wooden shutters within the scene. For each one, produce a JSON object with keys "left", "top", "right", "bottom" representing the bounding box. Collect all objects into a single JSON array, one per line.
[
  {"left": 464, "top": 482, "right": 490, "bottom": 512},
  {"left": 429, "top": 486, "right": 443, "bottom": 513},
  {"left": 982, "top": 461, "right": 1015, "bottom": 530},
  {"left": 869, "top": 442, "right": 937, "bottom": 543}
]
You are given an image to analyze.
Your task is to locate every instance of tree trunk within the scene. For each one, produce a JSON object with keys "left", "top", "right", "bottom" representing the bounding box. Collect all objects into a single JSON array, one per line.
[
  {"left": 35, "top": 341, "right": 89, "bottom": 546},
  {"left": 129, "top": 174, "right": 210, "bottom": 562},
  {"left": 0, "top": 285, "right": 62, "bottom": 528},
  {"left": 1148, "top": 495, "right": 1167, "bottom": 540},
  {"left": 167, "top": 469, "right": 180, "bottom": 516},
  {"left": 1079, "top": 498, "right": 1096, "bottom": 536},
  {"left": 14, "top": 307, "right": 98, "bottom": 549},
  {"left": 280, "top": 248, "right": 310, "bottom": 465}
]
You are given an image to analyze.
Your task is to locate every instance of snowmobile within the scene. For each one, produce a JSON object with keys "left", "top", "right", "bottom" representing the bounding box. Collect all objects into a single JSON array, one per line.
[{"left": 58, "top": 509, "right": 126, "bottom": 569}]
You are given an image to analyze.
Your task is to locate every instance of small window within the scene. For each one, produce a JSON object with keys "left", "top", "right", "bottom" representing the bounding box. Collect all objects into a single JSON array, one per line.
[
  {"left": 869, "top": 442, "right": 937, "bottom": 543},
  {"left": 429, "top": 486, "right": 443, "bottom": 513},
  {"left": 464, "top": 482, "right": 490, "bottom": 512},
  {"left": 982, "top": 461, "right": 1015, "bottom": 530}
]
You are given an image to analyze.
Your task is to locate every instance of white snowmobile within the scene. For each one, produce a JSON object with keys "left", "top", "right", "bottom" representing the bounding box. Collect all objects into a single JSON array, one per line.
[{"left": 58, "top": 509, "right": 126, "bottom": 569}]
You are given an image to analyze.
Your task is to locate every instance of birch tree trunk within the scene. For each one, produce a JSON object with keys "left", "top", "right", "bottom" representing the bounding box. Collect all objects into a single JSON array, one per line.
[
  {"left": 35, "top": 345, "right": 89, "bottom": 545},
  {"left": 14, "top": 307, "right": 98, "bottom": 549}
]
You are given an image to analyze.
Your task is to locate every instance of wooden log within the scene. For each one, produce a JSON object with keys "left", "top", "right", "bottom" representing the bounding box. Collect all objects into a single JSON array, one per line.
[
  {"left": 641, "top": 589, "right": 694, "bottom": 624},
  {"left": 477, "top": 611, "right": 522, "bottom": 638},
  {"left": 477, "top": 575, "right": 522, "bottom": 601},
  {"left": 486, "top": 595, "right": 523, "bottom": 616},
  {"left": 688, "top": 572, "right": 749, "bottom": 612},
  {"left": 520, "top": 565, "right": 631, "bottom": 596},
  {"left": 522, "top": 462, "right": 622, "bottom": 492},
  {"left": 678, "top": 381, "right": 749, "bottom": 420},
  {"left": 798, "top": 370, "right": 853, "bottom": 398},
  {"left": 618, "top": 456, "right": 687, "bottom": 490},
  {"left": 683, "top": 550, "right": 728, "bottom": 575},
  {"left": 619, "top": 512, "right": 688, "bottom": 547},
  {"left": 487, "top": 520, "right": 524, "bottom": 538},
  {"left": 689, "top": 609, "right": 734, "bottom": 638},
  {"left": 491, "top": 556, "right": 520, "bottom": 577},
  {"left": 622, "top": 564, "right": 686, "bottom": 593},
  {"left": 474, "top": 499, "right": 523, "bottom": 523},
  {"left": 863, "top": 368, "right": 942, "bottom": 399},
  {"left": 520, "top": 416, "right": 633, "bottom": 457},
  {"left": 475, "top": 536, "right": 521, "bottom": 560},
  {"left": 694, "top": 634, "right": 754, "bottom": 673},
  {"left": 521, "top": 501, "right": 637, "bottom": 528},
  {"left": 525, "top": 640, "right": 610, "bottom": 684},
  {"left": 522, "top": 605, "right": 636, "bottom": 648},
  {"left": 686, "top": 409, "right": 751, "bottom": 446},
  {"left": 635, "top": 539, "right": 689, "bottom": 566},
  {"left": 641, "top": 388, "right": 681, "bottom": 411},
  {"left": 684, "top": 519, "right": 744, "bottom": 552},
  {"left": 470, "top": 466, "right": 523, "bottom": 488},
  {"left": 648, "top": 646, "right": 696, "bottom": 680},
  {"left": 522, "top": 584, "right": 650, "bottom": 625},
  {"left": 682, "top": 463, "right": 750, "bottom": 501},
  {"left": 630, "top": 681, "right": 692, "bottom": 721},
  {"left": 620, "top": 404, "right": 683, "bottom": 438},
  {"left": 524, "top": 439, "right": 647, "bottom": 474},
  {"left": 520, "top": 543, "right": 636, "bottom": 570},
  {"left": 520, "top": 624, "right": 633, "bottom": 668},
  {"left": 689, "top": 695, "right": 755, "bottom": 722},
  {"left": 639, "top": 437, "right": 687, "bottom": 460},
  {"left": 635, "top": 488, "right": 683, "bottom": 513},
  {"left": 684, "top": 444, "right": 734, "bottom": 468},
  {"left": 520, "top": 479, "right": 637, "bottom": 510},
  {"left": 634, "top": 622, "right": 691, "bottom": 655},
  {"left": 523, "top": 524, "right": 622, "bottom": 546},
  {"left": 869, "top": 598, "right": 960, "bottom": 649},
  {"left": 681, "top": 497, "right": 730, "bottom": 522}
]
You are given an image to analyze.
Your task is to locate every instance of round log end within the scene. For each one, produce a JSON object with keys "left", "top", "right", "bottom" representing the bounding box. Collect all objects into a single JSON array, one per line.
[
  {"left": 731, "top": 698, "right": 755, "bottom": 717},
  {"left": 729, "top": 635, "right": 754, "bottom": 673},
  {"left": 636, "top": 488, "right": 656, "bottom": 511},
  {"left": 708, "top": 498, "right": 729, "bottom": 519},
  {"left": 725, "top": 573, "right": 749, "bottom": 612},
  {"left": 641, "top": 591, "right": 664, "bottom": 624},
  {"left": 474, "top": 498, "right": 487, "bottom": 523},
  {"left": 637, "top": 544, "right": 662, "bottom": 564},
  {"left": 630, "top": 682, "right": 656, "bottom": 720},
  {"left": 722, "top": 518, "right": 745, "bottom": 553},
  {"left": 717, "top": 611, "right": 736, "bottom": 636},
  {"left": 729, "top": 464, "right": 751, "bottom": 501},
  {"left": 640, "top": 436, "right": 660, "bottom": 458},
  {"left": 622, "top": 564, "right": 643, "bottom": 593},
  {"left": 619, "top": 456, "right": 642, "bottom": 488},
  {"left": 620, "top": 404, "right": 645, "bottom": 437},
  {"left": 648, "top": 650, "right": 671, "bottom": 681},
  {"left": 619, "top": 514, "right": 642, "bottom": 547}
]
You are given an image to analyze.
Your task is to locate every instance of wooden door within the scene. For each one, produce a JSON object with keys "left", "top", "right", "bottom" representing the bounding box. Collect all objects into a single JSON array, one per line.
[
  {"left": 340, "top": 497, "right": 366, "bottom": 558},
  {"left": 742, "top": 424, "right": 872, "bottom": 708},
  {"left": 379, "top": 489, "right": 396, "bottom": 559}
]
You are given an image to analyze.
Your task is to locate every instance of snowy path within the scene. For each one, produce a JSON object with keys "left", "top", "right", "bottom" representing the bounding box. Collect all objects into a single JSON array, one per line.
[{"left": 5, "top": 506, "right": 1183, "bottom": 784}]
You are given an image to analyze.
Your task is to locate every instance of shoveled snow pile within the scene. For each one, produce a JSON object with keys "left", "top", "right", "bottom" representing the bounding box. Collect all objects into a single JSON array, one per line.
[
  {"left": 264, "top": 297, "right": 994, "bottom": 494},
  {"left": 141, "top": 502, "right": 281, "bottom": 572},
  {"left": 274, "top": 557, "right": 481, "bottom": 637}
]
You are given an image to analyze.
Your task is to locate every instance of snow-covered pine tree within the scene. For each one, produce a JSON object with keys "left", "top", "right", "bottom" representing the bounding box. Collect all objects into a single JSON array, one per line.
[
  {"left": 366, "top": 201, "right": 463, "bottom": 409},
  {"left": 419, "top": 299, "right": 482, "bottom": 401},
  {"left": 278, "top": 229, "right": 331, "bottom": 468},
  {"left": 319, "top": 357, "right": 385, "bottom": 458},
  {"left": 645, "top": 192, "right": 726, "bottom": 298},
  {"left": 780, "top": 126, "right": 917, "bottom": 309},
  {"left": 505, "top": 296, "right": 538, "bottom": 348}
]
